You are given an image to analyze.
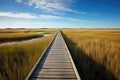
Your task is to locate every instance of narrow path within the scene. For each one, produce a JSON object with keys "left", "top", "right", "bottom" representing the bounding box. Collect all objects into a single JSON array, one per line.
[{"left": 26, "top": 31, "right": 80, "bottom": 80}]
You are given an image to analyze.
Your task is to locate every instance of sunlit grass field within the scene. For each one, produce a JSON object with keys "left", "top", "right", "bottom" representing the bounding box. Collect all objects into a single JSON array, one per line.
[
  {"left": 0, "top": 29, "right": 30, "bottom": 33},
  {"left": 0, "top": 28, "right": 57, "bottom": 80},
  {"left": 62, "top": 29, "right": 120, "bottom": 80},
  {"left": 0, "top": 28, "right": 57, "bottom": 43}
]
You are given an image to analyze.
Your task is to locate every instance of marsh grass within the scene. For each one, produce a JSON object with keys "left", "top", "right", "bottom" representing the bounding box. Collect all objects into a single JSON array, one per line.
[
  {"left": 31, "top": 28, "right": 57, "bottom": 34},
  {"left": 0, "top": 31, "right": 56, "bottom": 80},
  {"left": 0, "top": 29, "right": 31, "bottom": 33},
  {"left": 0, "top": 28, "right": 57, "bottom": 43},
  {"left": 62, "top": 29, "right": 120, "bottom": 80}
]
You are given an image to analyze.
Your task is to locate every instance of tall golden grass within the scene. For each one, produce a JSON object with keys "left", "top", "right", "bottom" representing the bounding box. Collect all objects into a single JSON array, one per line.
[
  {"left": 31, "top": 28, "right": 57, "bottom": 34},
  {"left": 0, "top": 28, "right": 57, "bottom": 43},
  {"left": 62, "top": 29, "right": 120, "bottom": 80},
  {"left": 0, "top": 29, "right": 57, "bottom": 80},
  {"left": 0, "top": 29, "right": 30, "bottom": 33}
]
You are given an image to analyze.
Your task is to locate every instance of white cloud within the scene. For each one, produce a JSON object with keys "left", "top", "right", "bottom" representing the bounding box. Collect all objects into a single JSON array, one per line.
[
  {"left": 72, "top": 10, "right": 87, "bottom": 15},
  {"left": 39, "top": 14, "right": 62, "bottom": 19},
  {"left": 0, "top": 12, "right": 37, "bottom": 18},
  {"left": 28, "top": 0, "right": 72, "bottom": 11},
  {"left": 0, "top": 12, "right": 88, "bottom": 22},
  {"left": 16, "top": 0, "right": 22, "bottom": 3},
  {"left": 15, "top": 0, "right": 86, "bottom": 15},
  {"left": 66, "top": 18, "right": 88, "bottom": 22},
  {"left": 0, "top": 12, "right": 62, "bottom": 19}
]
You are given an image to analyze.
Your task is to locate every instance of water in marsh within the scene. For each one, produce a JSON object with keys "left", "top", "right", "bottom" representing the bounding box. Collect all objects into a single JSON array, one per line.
[
  {"left": 44, "top": 33, "right": 51, "bottom": 37},
  {"left": 0, "top": 33, "right": 51, "bottom": 46}
]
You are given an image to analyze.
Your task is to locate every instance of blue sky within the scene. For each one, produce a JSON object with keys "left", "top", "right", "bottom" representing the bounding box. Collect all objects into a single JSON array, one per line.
[{"left": 0, "top": 0, "right": 120, "bottom": 28}]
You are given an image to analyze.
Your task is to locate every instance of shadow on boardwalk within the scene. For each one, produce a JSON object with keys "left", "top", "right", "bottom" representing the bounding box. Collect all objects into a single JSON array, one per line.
[{"left": 62, "top": 34, "right": 116, "bottom": 80}]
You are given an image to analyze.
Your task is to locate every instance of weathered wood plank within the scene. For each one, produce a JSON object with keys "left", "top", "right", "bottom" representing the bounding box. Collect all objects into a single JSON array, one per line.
[
  {"left": 32, "top": 74, "right": 77, "bottom": 79},
  {"left": 38, "top": 71, "right": 75, "bottom": 75},
  {"left": 45, "top": 61, "right": 71, "bottom": 63},
  {"left": 42, "top": 65, "right": 72, "bottom": 68},
  {"left": 35, "top": 68, "right": 74, "bottom": 72},
  {"left": 46, "top": 57, "right": 69, "bottom": 60},
  {"left": 30, "top": 78, "right": 77, "bottom": 80},
  {"left": 43, "top": 63, "right": 71, "bottom": 65}
]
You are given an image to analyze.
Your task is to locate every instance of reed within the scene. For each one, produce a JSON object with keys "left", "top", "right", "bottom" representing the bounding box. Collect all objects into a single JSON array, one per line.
[
  {"left": 0, "top": 29, "right": 57, "bottom": 80},
  {"left": 0, "top": 29, "right": 30, "bottom": 33},
  {"left": 0, "top": 28, "right": 57, "bottom": 43},
  {"left": 62, "top": 29, "right": 120, "bottom": 80}
]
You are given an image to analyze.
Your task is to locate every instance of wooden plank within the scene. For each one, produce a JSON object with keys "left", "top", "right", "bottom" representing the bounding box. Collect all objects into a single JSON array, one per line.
[
  {"left": 45, "top": 61, "right": 71, "bottom": 63},
  {"left": 47, "top": 53, "right": 67, "bottom": 55},
  {"left": 43, "top": 63, "right": 72, "bottom": 68},
  {"left": 47, "top": 54, "right": 68, "bottom": 57},
  {"left": 32, "top": 74, "right": 77, "bottom": 79},
  {"left": 33, "top": 71, "right": 75, "bottom": 75},
  {"left": 46, "top": 57, "right": 68, "bottom": 59},
  {"left": 45, "top": 60, "right": 70, "bottom": 62},
  {"left": 46, "top": 57, "right": 69, "bottom": 60},
  {"left": 30, "top": 78, "right": 77, "bottom": 80},
  {"left": 49, "top": 52, "right": 68, "bottom": 54},
  {"left": 36, "top": 68, "right": 74, "bottom": 72},
  {"left": 43, "top": 64, "right": 72, "bottom": 68},
  {"left": 32, "top": 68, "right": 74, "bottom": 74},
  {"left": 43, "top": 63, "right": 71, "bottom": 65},
  {"left": 42, "top": 65, "right": 72, "bottom": 68}
]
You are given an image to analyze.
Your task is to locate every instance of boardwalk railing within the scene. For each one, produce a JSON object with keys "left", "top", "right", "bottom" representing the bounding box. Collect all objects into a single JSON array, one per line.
[{"left": 26, "top": 30, "right": 81, "bottom": 80}]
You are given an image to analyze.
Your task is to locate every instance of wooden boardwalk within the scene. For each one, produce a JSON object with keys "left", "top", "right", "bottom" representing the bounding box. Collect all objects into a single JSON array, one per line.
[{"left": 26, "top": 31, "right": 80, "bottom": 80}]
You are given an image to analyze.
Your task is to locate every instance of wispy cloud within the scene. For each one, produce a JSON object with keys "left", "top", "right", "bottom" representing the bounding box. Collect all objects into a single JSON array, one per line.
[
  {"left": 39, "top": 14, "right": 62, "bottom": 19},
  {"left": 65, "top": 17, "right": 88, "bottom": 22},
  {"left": 0, "top": 12, "right": 62, "bottom": 19},
  {"left": 15, "top": 0, "right": 86, "bottom": 15},
  {"left": 72, "top": 10, "right": 87, "bottom": 15},
  {"left": 28, "top": 0, "right": 71, "bottom": 11},
  {"left": 0, "top": 12, "right": 88, "bottom": 22},
  {"left": 0, "top": 12, "right": 37, "bottom": 18},
  {"left": 15, "top": 0, "right": 22, "bottom": 3}
]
